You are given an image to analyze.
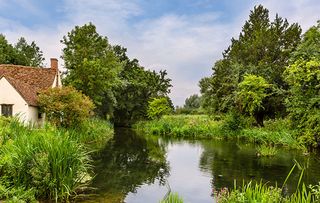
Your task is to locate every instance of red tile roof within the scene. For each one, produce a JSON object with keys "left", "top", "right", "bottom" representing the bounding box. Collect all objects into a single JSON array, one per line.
[{"left": 0, "top": 64, "right": 57, "bottom": 106}]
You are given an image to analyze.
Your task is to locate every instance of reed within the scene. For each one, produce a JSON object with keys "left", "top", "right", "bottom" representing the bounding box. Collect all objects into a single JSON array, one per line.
[{"left": 0, "top": 116, "right": 113, "bottom": 202}]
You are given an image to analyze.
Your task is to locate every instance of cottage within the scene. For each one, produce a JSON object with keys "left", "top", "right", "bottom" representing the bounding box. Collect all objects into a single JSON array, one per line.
[{"left": 0, "top": 58, "right": 61, "bottom": 124}]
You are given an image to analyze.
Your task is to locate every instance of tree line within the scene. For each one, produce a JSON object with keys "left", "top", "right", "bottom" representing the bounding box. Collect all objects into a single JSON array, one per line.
[
  {"left": 0, "top": 23, "right": 172, "bottom": 127},
  {"left": 199, "top": 5, "right": 320, "bottom": 147}
]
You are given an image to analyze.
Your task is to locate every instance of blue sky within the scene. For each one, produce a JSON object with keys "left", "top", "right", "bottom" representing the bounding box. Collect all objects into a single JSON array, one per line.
[{"left": 0, "top": 0, "right": 319, "bottom": 105}]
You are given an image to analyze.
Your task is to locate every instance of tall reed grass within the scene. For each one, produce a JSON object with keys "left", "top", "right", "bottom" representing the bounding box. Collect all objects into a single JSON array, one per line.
[
  {"left": 215, "top": 162, "right": 320, "bottom": 202},
  {"left": 0, "top": 116, "right": 113, "bottom": 202}
]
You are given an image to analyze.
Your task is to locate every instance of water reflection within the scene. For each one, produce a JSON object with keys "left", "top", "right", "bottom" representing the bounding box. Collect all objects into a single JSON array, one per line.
[
  {"left": 84, "top": 128, "right": 169, "bottom": 202},
  {"left": 83, "top": 130, "right": 320, "bottom": 203}
]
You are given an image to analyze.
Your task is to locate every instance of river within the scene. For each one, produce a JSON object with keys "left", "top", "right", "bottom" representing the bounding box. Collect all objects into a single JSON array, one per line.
[{"left": 82, "top": 128, "right": 320, "bottom": 203}]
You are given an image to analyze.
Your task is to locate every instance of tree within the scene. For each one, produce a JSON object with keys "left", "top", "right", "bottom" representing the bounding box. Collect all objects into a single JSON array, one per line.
[
  {"left": 0, "top": 34, "right": 17, "bottom": 64},
  {"left": 0, "top": 35, "right": 45, "bottom": 66},
  {"left": 147, "top": 97, "right": 173, "bottom": 120},
  {"left": 284, "top": 21, "right": 320, "bottom": 147},
  {"left": 236, "top": 74, "right": 271, "bottom": 126},
  {"left": 200, "top": 5, "right": 301, "bottom": 118},
  {"left": 184, "top": 94, "right": 201, "bottom": 110},
  {"left": 112, "top": 45, "right": 172, "bottom": 126},
  {"left": 61, "top": 23, "right": 122, "bottom": 117},
  {"left": 38, "top": 86, "right": 95, "bottom": 127},
  {"left": 291, "top": 21, "right": 320, "bottom": 61},
  {"left": 14, "top": 37, "right": 45, "bottom": 67}
]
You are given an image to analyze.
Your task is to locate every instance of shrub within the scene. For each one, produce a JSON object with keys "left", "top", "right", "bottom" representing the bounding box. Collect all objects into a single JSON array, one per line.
[
  {"left": 147, "top": 97, "right": 173, "bottom": 120},
  {"left": 222, "top": 111, "right": 250, "bottom": 132},
  {"left": 37, "top": 86, "right": 95, "bottom": 127}
]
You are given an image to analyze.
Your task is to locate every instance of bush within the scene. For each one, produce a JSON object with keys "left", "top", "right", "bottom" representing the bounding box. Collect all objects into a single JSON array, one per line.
[
  {"left": 38, "top": 86, "right": 95, "bottom": 127},
  {"left": 147, "top": 97, "right": 173, "bottom": 120},
  {"left": 222, "top": 111, "right": 250, "bottom": 132}
]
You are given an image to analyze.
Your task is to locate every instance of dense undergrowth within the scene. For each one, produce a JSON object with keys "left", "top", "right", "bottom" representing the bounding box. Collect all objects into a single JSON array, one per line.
[
  {"left": 0, "top": 116, "right": 113, "bottom": 202},
  {"left": 134, "top": 114, "right": 302, "bottom": 149}
]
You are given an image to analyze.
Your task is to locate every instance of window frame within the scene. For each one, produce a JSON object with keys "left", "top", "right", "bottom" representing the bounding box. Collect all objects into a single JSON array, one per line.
[{"left": 1, "top": 104, "right": 13, "bottom": 117}]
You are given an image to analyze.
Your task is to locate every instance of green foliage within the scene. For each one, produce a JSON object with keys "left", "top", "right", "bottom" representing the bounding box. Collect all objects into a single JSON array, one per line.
[
  {"left": 237, "top": 74, "right": 270, "bottom": 115},
  {"left": 175, "top": 94, "right": 203, "bottom": 115},
  {"left": 284, "top": 58, "right": 320, "bottom": 147},
  {"left": 160, "top": 192, "right": 184, "bottom": 203},
  {"left": 0, "top": 117, "right": 93, "bottom": 201},
  {"left": 112, "top": 45, "right": 172, "bottom": 126},
  {"left": 291, "top": 21, "right": 320, "bottom": 61},
  {"left": 61, "top": 23, "right": 122, "bottom": 116},
  {"left": 200, "top": 5, "right": 301, "bottom": 118},
  {"left": 38, "top": 86, "right": 95, "bottom": 128},
  {"left": 184, "top": 94, "right": 201, "bottom": 110},
  {"left": 134, "top": 115, "right": 300, "bottom": 148},
  {"left": 14, "top": 37, "right": 44, "bottom": 67},
  {"left": 0, "top": 116, "right": 113, "bottom": 202},
  {"left": 222, "top": 110, "right": 250, "bottom": 132},
  {"left": 236, "top": 74, "right": 271, "bottom": 126},
  {"left": 0, "top": 35, "right": 44, "bottom": 66},
  {"left": 147, "top": 97, "right": 173, "bottom": 120},
  {"left": 216, "top": 181, "right": 320, "bottom": 203},
  {"left": 256, "top": 145, "right": 277, "bottom": 157}
]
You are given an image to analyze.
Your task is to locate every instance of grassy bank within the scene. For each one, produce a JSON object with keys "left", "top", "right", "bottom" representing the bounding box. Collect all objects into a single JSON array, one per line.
[
  {"left": 0, "top": 116, "right": 113, "bottom": 202},
  {"left": 134, "top": 115, "right": 301, "bottom": 149}
]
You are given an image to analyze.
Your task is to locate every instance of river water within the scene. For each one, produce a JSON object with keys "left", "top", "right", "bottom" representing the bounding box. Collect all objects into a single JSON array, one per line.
[{"left": 82, "top": 128, "right": 320, "bottom": 203}]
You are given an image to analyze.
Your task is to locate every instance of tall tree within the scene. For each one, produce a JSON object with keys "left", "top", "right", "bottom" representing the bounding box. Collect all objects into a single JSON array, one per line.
[
  {"left": 15, "top": 37, "right": 45, "bottom": 67},
  {"left": 112, "top": 45, "right": 172, "bottom": 126},
  {"left": 61, "top": 23, "right": 122, "bottom": 117},
  {"left": 200, "top": 5, "right": 301, "bottom": 120},
  {"left": 184, "top": 94, "right": 201, "bottom": 110},
  {"left": 0, "top": 34, "right": 17, "bottom": 64},
  {"left": 285, "top": 21, "right": 320, "bottom": 147},
  {"left": 0, "top": 35, "right": 45, "bottom": 66}
]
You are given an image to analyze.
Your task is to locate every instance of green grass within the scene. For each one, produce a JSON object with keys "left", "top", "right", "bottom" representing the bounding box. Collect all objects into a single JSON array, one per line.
[
  {"left": 134, "top": 115, "right": 301, "bottom": 149},
  {"left": 215, "top": 181, "right": 320, "bottom": 203},
  {"left": 160, "top": 192, "right": 184, "bottom": 203},
  {"left": 0, "top": 116, "right": 113, "bottom": 202},
  {"left": 256, "top": 145, "right": 278, "bottom": 157}
]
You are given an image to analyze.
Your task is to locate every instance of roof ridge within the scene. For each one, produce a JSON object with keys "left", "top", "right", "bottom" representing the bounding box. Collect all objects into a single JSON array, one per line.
[{"left": 0, "top": 64, "right": 51, "bottom": 70}]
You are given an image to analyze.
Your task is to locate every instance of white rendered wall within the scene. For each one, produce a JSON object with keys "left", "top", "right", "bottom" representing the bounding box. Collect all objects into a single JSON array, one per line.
[
  {"left": 0, "top": 77, "right": 29, "bottom": 122},
  {"left": 27, "top": 106, "right": 40, "bottom": 124}
]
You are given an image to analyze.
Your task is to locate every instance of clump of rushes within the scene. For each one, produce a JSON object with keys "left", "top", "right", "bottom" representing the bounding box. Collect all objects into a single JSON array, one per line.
[
  {"left": 215, "top": 162, "right": 320, "bottom": 203},
  {"left": 256, "top": 145, "right": 277, "bottom": 157},
  {"left": 0, "top": 116, "right": 113, "bottom": 202},
  {"left": 160, "top": 192, "right": 184, "bottom": 203}
]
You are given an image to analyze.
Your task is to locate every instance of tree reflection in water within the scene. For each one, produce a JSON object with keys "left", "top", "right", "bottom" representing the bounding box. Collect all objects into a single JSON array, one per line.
[
  {"left": 198, "top": 140, "right": 320, "bottom": 196},
  {"left": 85, "top": 128, "right": 169, "bottom": 202}
]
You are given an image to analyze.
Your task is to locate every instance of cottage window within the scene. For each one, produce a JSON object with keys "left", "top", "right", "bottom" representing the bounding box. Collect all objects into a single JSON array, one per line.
[{"left": 1, "top": 104, "right": 13, "bottom": 117}]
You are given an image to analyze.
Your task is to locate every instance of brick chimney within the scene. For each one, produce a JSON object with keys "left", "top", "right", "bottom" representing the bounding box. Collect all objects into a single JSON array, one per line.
[{"left": 50, "top": 58, "right": 58, "bottom": 71}]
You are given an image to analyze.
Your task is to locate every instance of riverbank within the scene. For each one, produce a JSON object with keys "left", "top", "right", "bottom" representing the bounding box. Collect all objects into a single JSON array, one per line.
[
  {"left": 0, "top": 116, "right": 113, "bottom": 202},
  {"left": 134, "top": 115, "right": 302, "bottom": 149}
]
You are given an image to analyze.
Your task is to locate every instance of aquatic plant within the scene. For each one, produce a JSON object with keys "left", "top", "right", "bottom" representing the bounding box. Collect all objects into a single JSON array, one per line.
[
  {"left": 160, "top": 192, "right": 184, "bottom": 203},
  {"left": 215, "top": 162, "right": 320, "bottom": 203},
  {"left": 256, "top": 145, "right": 277, "bottom": 157}
]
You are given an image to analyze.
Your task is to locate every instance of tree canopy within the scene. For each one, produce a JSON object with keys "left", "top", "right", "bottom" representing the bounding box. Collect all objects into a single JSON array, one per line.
[
  {"left": 61, "top": 23, "right": 122, "bottom": 117},
  {"left": 199, "top": 5, "right": 302, "bottom": 124},
  {"left": 61, "top": 23, "right": 172, "bottom": 126},
  {"left": 0, "top": 35, "right": 44, "bottom": 66}
]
